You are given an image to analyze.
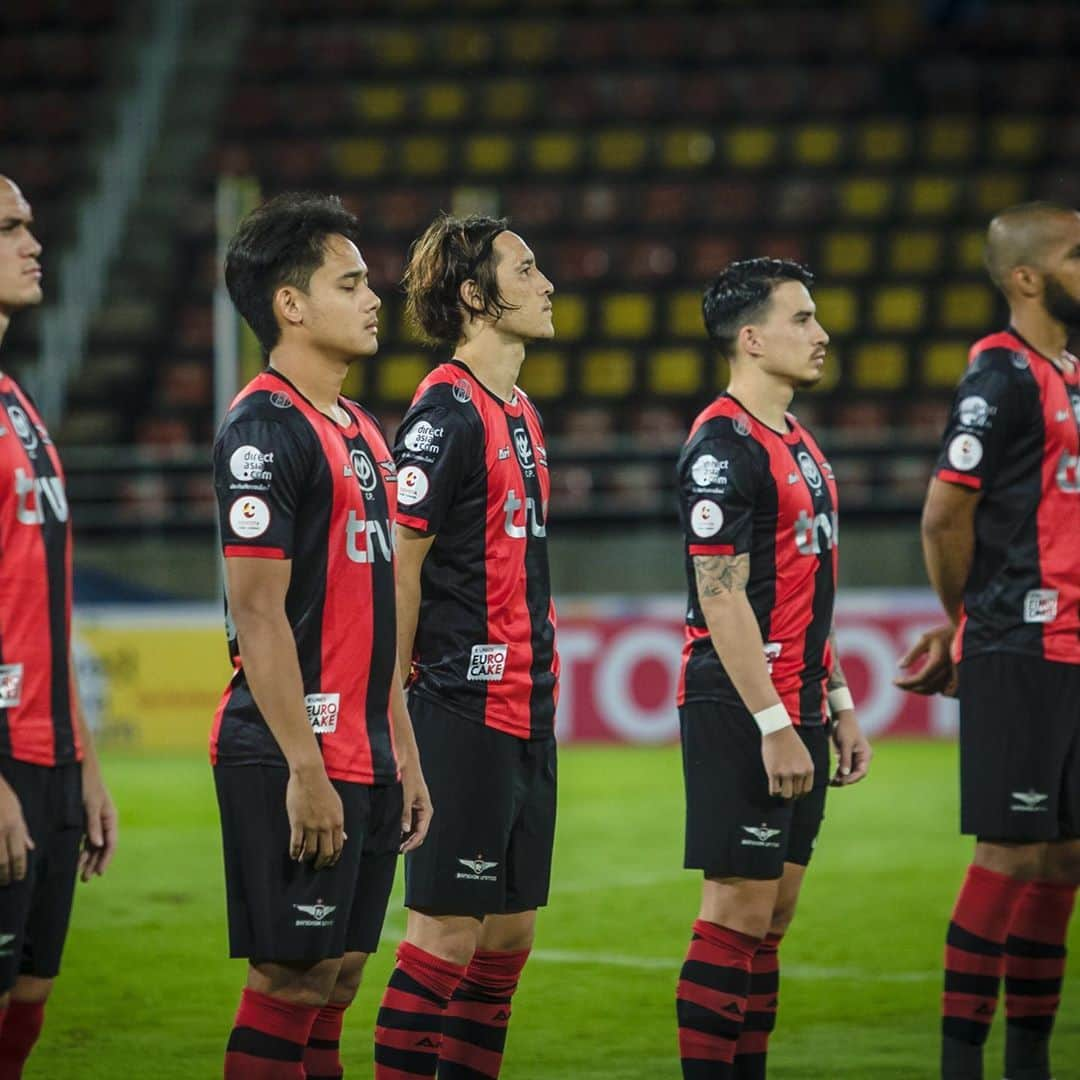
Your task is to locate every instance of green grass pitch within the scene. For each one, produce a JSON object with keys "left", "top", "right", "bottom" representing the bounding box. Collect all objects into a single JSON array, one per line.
[{"left": 29, "top": 741, "right": 1080, "bottom": 1078}]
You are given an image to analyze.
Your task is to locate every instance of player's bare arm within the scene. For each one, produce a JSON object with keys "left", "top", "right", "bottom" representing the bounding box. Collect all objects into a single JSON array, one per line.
[
  {"left": 394, "top": 526, "right": 436, "bottom": 686},
  {"left": 225, "top": 556, "right": 344, "bottom": 869},
  {"left": 895, "top": 478, "right": 979, "bottom": 696},
  {"left": 826, "top": 628, "right": 872, "bottom": 787},
  {"left": 389, "top": 652, "right": 432, "bottom": 853},
  {"left": 72, "top": 689, "right": 117, "bottom": 881},
  {"left": 693, "top": 553, "right": 814, "bottom": 799}
]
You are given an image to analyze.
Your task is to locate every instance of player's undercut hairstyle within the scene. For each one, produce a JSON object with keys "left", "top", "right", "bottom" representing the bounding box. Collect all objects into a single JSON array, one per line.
[
  {"left": 225, "top": 191, "right": 364, "bottom": 354},
  {"left": 702, "top": 258, "right": 815, "bottom": 360},
  {"left": 985, "top": 200, "right": 1079, "bottom": 291},
  {"left": 403, "top": 213, "right": 512, "bottom": 346}
]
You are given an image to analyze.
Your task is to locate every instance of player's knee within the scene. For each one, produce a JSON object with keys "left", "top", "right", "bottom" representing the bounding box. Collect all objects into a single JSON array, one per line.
[
  {"left": 249, "top": 958, "right": 341, "bottom": 1007},
  {"left": 973, "top": 841, "right": 1045, "bottom": 881},
  {"left": 1043, "top": 842, "right": 1080, "bottom": 884},
  {"left": 10, "top": 976, "right": 52, "bottom": 1005},
  {"left": 330, "top": 953, "right": 369, "bottom": 1004},
  {"left": 769, "top": 903, "right": 798, "bottom": 936}
]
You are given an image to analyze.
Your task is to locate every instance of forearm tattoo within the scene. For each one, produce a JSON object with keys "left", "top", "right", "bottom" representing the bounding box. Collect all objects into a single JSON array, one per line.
[
  {"left": 694, "top": 553, "right": 750, "bottom": 598},
  {"left": 827, "top": 629, "right": 848, "bottom": 690}
]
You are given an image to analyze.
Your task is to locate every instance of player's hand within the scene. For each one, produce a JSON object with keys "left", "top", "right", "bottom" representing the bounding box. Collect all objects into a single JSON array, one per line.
[
  {"left": 0, "top": 775, "right": 34, "bottom": 886},
  {"left": 79, "top": 761, "right": 118, "bottom": 881},
  {"left": 398, "top": 758, "right": 433, "bottom": 854},
  {"left": 761, "top": 726, "right": 814, "bottom": 800},
  {"left": 830, "top": 711, "right": 872, "bottom": 786},
  {"left": 286, "top": 765, "right": 345, "bottom": 870},
  {"left": 894, "top": 624, "right": 958, "bottom": 696}
]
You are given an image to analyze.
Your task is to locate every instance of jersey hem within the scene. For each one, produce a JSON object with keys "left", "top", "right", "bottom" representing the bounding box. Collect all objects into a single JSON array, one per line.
[
  {"left": 408, "top": 687, "right": 553, "bottom": 742},
  {"left": 0, "top": 748, "right": 84, "bottom": 767}
]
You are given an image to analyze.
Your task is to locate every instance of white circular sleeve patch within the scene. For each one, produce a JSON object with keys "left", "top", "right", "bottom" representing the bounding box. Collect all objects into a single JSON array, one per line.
[
  {"left": 947, "top": 433, "right": 983, "bottom": 471},
  {"left": 397, "top": 465, "right": 429, "bottom": 506},
  {"left": 691, "top": 454, "right": 724, "bottom": 487},
  {"left": 230, "top": 445, "right": 268, "bottom": 481},
  {"left": 229, "top": 495, "right": 270, "bottom": 538},
  {"left": 690, "top": 499, "right": 723, "bottom": 538}
]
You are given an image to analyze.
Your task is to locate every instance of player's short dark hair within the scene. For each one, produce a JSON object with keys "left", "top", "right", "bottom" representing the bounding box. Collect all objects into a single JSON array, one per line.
[
  {"left": 224, "top": 191, "right": 364, "bottom": 354},
  {"left": 702, "top": 257, "right": 815, "bottom": 359},
  {"left": 403, "top": 213, "right": 512, "bottom": 347}
]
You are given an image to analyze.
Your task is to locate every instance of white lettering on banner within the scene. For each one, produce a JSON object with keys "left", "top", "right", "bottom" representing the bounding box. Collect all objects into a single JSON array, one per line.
[
  {"left": 15, "top": 468, "right": 68, "bottom": 525},
  {"left": 503, "top": 489, "right": 546, "bottom": 539},
  {"left": 345, "top": 513, "right": 393, "bottom": 563},
  {"left": 551, "top": 627, "right": 599, "bottom": 743}
]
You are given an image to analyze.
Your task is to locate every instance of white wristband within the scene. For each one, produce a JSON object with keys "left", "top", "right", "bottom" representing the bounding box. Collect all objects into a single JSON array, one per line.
[
  {"left": 753, "top": 703, "right": 793, "bottom": 736},
  {"left": 828, "top": 687, "right": 854, "bottom": 714}
]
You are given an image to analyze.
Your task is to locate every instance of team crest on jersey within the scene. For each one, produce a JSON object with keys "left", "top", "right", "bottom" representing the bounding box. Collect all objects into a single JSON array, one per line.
[
  {"left": 269, "top": 391, "right": 293, "bottom": 408},
  {"left": 452, "top": 378, "right": 473, "bottom": 404},
  {"left": 1010, "top": 351, "right": 1029, "bottom": 370},
  {"left": 1058, "top": 452, "right": 1080, "bottom": 493},
  {"left": 467, "top": 644, "right": 508, "bottom": 682},
  {"left": 6, "top": 405, "right": 38, "bottom": 457},
  {"left": 514, "top": 428, "right": 534, "bottom": 471},
  {"left": 732, "top": 413, "right": 752, "bottom": 437},
  {"left": 350, "top": 449, "right": 378, "bottom": 498},
  {"left": 0, "top": 664, "right": 23, "bottom": 708},
  {"left": 797, "top": 450, "right": 823, "bottom": 492}
]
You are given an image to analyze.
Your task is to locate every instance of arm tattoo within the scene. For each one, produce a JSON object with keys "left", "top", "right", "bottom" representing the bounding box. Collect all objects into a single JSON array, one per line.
[
  {"left": 694, "top": 553, "right": 750, "bottom": 598},
  {"left": 827, "top": 629, "right": 848, "bottom": 690}
]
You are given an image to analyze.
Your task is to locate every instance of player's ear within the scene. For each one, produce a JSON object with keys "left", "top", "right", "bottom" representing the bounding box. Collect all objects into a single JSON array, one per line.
[
  {"left": 274, "top": 284, "right": 305, "bottom": 329},
  {"left": 459, "top": 278, "right": 485, "bottom": 318},
  {"left": 739, "top": 323, "right": 763, "bottom": 359}
]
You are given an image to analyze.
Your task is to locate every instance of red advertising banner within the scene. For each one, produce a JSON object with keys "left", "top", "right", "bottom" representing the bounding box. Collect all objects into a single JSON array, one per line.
[{"left": 555, "top": 591, "right": 958, "bottom": 743}]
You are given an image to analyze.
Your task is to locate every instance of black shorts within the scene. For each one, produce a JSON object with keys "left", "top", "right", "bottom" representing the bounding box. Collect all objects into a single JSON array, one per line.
[
  {"left": 214, "top": 765, "right": 402, "bottom": 964},
  {"left": 405, "top": 694, "right": 557, "bottom": 918},
  {"left": 0, "top": 757, "right": 82, "bottom": 991},
  {"left": 680, "top": 702, "right": 829, "bottom": 881},
  {"left": 958, "top": 653, "right": 1080, "bottom": 841}
]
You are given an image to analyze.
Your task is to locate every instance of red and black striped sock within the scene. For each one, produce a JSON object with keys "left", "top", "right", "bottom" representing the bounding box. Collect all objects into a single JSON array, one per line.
[
  {"left": 304, "top": 1000, "right": 348, "bottom": 1079},
  {"left": 0, "top": 1000, "right": 45, "bottom": 1079},
  {"left": 438, "top": 947, "right": 529, "bottom": 1079},
  {"left": 942, "top": 864, "right": 1028, "bottom": 1080},
  {"left": 677, "top": 919, "right": 759, "bottom": 1079},
  {"left": 1004, "top": 879, "right": 1077, "bottom": 1080},
  {"left": 733, "top": 932, "right": 781, "bottom": 1080},
  {"left": 224, "top": 987, "right": 318, "bottom": 1079},
  {"left": 374, "top": 941, "right": 466, "bottom": 1079}
]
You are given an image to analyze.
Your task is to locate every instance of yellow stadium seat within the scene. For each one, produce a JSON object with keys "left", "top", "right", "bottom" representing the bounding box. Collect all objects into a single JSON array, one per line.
[
  {"left": 840, "top": 178, "right": 892, "bottom": 219},
  {"left": 823, "top": 232, "right": 874, "bottom": 276},
  {"left": 941, "top": 284, "right": 995, "bottom": 331},
  {"left": 332, "top": 138, "right": 388, "bottom": 178},
  {"left": 991, "top": 118, "right": 1043, "bottom": 161},
  {"left": 371, "top": 31, "right": 422, "bottom": 69},
  {"left": 908, "top": 176, "right": 959, "bottom": 217},
  {"left": 649, "top": 347, "right": 703, "bottom": 395},
  {"left": 465, "top": 135, "right": 515, "bottom": 174},
  {"left": 444, "top": 26, "right": 493, "bottom": 67},
  {"left": 421, "top": 84, "right": 467, "bottom": 122},
  {"left": 594, "top": 130, "right": 648, "bottom": 171},
  {"left": 889, "top": 231, "right": 942, "bottom": 275},
  {"left": 872, "top": 285, "right": 926, "bottom": 332},
  {"left": 662, "top": 130, "right": 715, "bottom": 169},
  {"left": 552, "top": 294, "right": 588, "bottom": 341},
  {"left": 858, "top": 121, "right": 910, "bottom": 164},
  {"left": 505, "top": 21, "right": 558, "bottom": 64},
  {"left": 530, "top": 133, "right": 582, "bottom": 173},
  {"left": 484, "top": 80, "right": 534, "bottom": 122},
  {"left": 378, "top": 354, "right": 430, "bottom": 402},
  {"left": 401, "top": 136, "right": 450, "bottom": 176},
  {"left": 924, "top": 118, "right": 975, "bottom": 162},
  {"left": 669, "top": 290, "right": 706, "bottom": 338},
  {"left": 976, "top": 174, "right": 1025, "bottom": 215},
  {"left": 727, "top": 128, "right": 778, "bottom": 168},
  {"left": 812, "top": 286, "right": 858, "bottom": 335},
  {"left": 520, "top": 350, "right": 567, "bottom": 399},
  {"left": 922, "top": 341, "right": 970, "bottom": 388},
  {"left": 353, "top": 87, "right": 406, "bottom": 124},
  {"left": 582, "top": 349, "right": 636, "bottom": 396},
  {"left": 793, "top": 124, "right": 843, "bottom": 166},
  {"left": 954, "top": 229, "right": 986, "bottom": 272},
  {"left": 602, "top": 293, "right": 654, "bottom": 338},
  {"left": 852, "top": 342, "right": 908, "bottom": 390}
]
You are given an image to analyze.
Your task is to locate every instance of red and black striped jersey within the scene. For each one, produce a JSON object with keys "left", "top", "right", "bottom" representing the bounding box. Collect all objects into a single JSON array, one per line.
[
  {"left": 0, "top": 375, "right": 80, "bottom": 766},
  {"left": 934, "top": 329, "right": 1080, "bottom": 665},
  {"left": 211, "top": 369, "right": 400, "bottom": 785},
  {"left": 393, "top": 360, "right": 558, "bottom": 741},
  {"left": 676, "top": 394, "right": 838, "bottom": 725}
]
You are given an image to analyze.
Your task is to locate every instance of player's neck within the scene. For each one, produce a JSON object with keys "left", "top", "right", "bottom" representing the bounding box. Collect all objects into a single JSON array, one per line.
[
  {"left": 453, "top": 335, "right": 525, "bottom": 403},
  {"left": 727, "top": 365, "right": 794, "bottom": 433},
  {"left": 1010, "top": 306, "right": 1069, "bottom": 369},
  {"left": 267, "top": 346, "right": 349, "bottom": 415},
  {"left": 0, "top": 310, "right": 10, "bottom": 348}
]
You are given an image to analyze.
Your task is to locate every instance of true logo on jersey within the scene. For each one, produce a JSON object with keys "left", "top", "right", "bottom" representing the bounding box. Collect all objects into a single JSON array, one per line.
[
  {"left": 514, "top": 428, "right": 533, "bottom": 469},
  {"left": 304, "top": 693, "right": 340, "bottom": 734},
  {"left": 0, "top": 664, "right": 23, "bottom": 708},
  {"left": 794, "top": 509, "right": 838, "bottom": 556},
  {"left": 947, "top": 433, "right": 983, "bottom": 471},
  {"left": 345, "top": 512, "right": 393, "bottom": 563},
  {"left": 691, "top": 454, "right": 728, "bottom": 487},
  {"left": 690, "top": 499, "right": 723, "bottom": 538},
  {"left": 229, "top": 445, "right": 274, "bottom": 483},
  {"left": 15, "top": 468, "right": 68, "bottom": 524},
  {"left": 467, "top": 644, "right": 508, "bottom": 682},
  {"left": 957, "top": 396, "right": 993, "bottom": 428},
  {"left": 1057, "top": 452, "right": 1080, "bottom": 493},
  {"left": 397, "top": 465, "right": 429, "bottom": 506},
  {"left": 1023, "top": 589, "right": 1058, "bottom": 624},
  {"left": 229, "top": 495, "right": 270, "bottom": 538},
  {"left": 797, "top": 450, "right": 823, "bottom": 491},
  {"left": 456, "top": 854, "right": 498, "bottom": 881},
  {"left": 503, "top": 489, "right": 546, "bottom": 538},
  {"left": 6, "top": 405, "right": 38, "bottom": 456},
  {"left": 350, "top": 449, "right": 378, "bottom": 497},
  {"left": 403, "top": 421, "right": 443, "bottom": 455}
]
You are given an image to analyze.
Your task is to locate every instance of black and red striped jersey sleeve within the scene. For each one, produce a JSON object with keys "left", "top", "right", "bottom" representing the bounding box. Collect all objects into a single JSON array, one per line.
[
  {"left": 935, "top": 347, "right": 1038, "bottom": 492},
  {"left": 677, "top": 434, "right": 763, "bottom": 557},
  {"left": 393, "top": 387, "right": 480, "bottom": 535},
  {"left": 213, "top": 415, "right": 314, "bottom": 559}
]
